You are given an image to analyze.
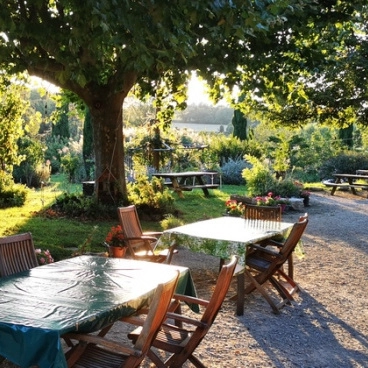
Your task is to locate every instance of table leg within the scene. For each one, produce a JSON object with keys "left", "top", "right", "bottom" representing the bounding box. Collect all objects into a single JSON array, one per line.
[
  {"left": 331, "top": 178, "right": 340, "bottom": 195},
  {"left": 348, "top": 178, "right": 357, "bottom": 195},
  {"left": 196, "top": 176, "right": 210, "bottom": 197},
  {"left": 171, "top": 178, "right": 184, "bottom": 198},
  {"left": 236, "top": 272, "right": 245, "bottom": 316}
]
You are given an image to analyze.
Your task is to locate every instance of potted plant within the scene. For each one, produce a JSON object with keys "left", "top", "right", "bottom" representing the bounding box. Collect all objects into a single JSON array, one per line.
[
  {"left": 104, "top": 225, "right": 127, "bottom": 258},
  {"left": 254, "top": 192, "right": 290, "bottom": 212},
  {"left": 225, "top": 199, "right": 245, "bottom": 217}
]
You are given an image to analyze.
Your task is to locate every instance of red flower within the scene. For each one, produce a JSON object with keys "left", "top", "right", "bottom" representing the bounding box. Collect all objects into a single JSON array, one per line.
[{"left": 105, "top": 225, "right": 126, "bottom": 247}]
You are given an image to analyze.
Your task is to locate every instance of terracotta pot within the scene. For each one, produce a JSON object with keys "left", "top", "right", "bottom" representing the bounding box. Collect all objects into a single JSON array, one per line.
[{"left": 109, "top": 246, "right": 127, "bottom": 258}]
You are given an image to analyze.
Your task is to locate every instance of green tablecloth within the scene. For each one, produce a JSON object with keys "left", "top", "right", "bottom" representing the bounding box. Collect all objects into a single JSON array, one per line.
[{"left": 0, "top": 256, "right": 196, "bottom": 368}]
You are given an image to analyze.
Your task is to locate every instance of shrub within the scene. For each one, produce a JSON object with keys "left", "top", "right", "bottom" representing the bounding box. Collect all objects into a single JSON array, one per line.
[
  {"left": 127, "top": 175, "right": 174, "bottom": 219},
  {"left": 50, "top": 193, "right": 116, "bottom": 219},
  {"left": 242, "top": 155, "right": 276, "bottom": 196},
  {"left": 269, "top": 178, "right": 301, "bottom": 198},
  {"left": 0, "top": 172, "right": 28, "bottom": 208},
  {"left": 221, "top": 158, "right": 249, "bottom": 185},
  {"left": 160, "top": 214, "right": 185, "bottom": 230},
  {"left": 319, "top": 152, "right": 368, "bottom": 179},
  {"left": 13, "top": 137, "right": 48, "bottom": 188}
]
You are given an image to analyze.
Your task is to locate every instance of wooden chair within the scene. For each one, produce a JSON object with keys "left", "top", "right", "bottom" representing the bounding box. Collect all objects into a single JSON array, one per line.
[
  {"left": 0, "top": 232, "right": 38, "bottom": 277},
  {"left": 243, "top": 217, "right": 308, "bottom": 313},
  {"left": 117, "top": 206, "right": 172, "bottom": 263},
  {"left": 260, "top": 213, "right": 309, "bottom": 280},
  {"left": 244, "top": 203, "right": 282, "bottom": 221},
  {"left": 243, "top": 203, "right": 298, "bottom": 277},
  {"left": 126, "top": 256, "right": 238, "bottom": 368},
  {"left": 63, "top": 271, "right": 180, "bottom": 368}
]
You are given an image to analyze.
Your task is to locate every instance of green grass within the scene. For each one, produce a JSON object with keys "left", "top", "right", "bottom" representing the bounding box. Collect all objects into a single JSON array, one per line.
[
  {"left": 0, "top": 176, "right": 323, "bottom": 262},
  {"left": 0, "top": 175, "right": 114, "bottom": 261}
]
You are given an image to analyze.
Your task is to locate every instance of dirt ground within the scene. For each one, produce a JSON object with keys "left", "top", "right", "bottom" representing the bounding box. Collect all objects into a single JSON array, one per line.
[{"left": 1, "top": 189, "right": 367, "bottom": 367}]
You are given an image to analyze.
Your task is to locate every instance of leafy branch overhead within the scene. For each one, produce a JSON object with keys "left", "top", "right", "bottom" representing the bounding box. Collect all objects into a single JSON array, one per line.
[{"left": 1, "top": 1, "right": 366, "bottom": 203}]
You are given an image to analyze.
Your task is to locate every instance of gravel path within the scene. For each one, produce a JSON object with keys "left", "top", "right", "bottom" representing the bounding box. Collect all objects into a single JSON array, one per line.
[
  {"left": 110, "top": 190, "right": 368, "bottom": 367},
  {"left": 1, "top": 190, "right": 367, "bottom": 367}
]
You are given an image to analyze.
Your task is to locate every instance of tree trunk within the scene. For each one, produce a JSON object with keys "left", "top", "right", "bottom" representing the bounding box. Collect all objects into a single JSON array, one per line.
[{"left": 89, "top": 93, "right": 127, "bottom": 204}]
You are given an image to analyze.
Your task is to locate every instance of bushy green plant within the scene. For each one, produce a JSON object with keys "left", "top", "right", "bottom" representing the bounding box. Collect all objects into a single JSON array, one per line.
[
  {"left": 0, "top": 171, "right": 28, "bottom": 208},
  {"left": 51, "top": 193, "right": 115, "bottom": 219},
  {"left": 319, "top": 152, "right": 368, "bottom": 179},
  {"left": 127, "top": 175, "right": 174, "bottom": 218},
  {"left": 160, "top": 214, "right": 185, "bottom": 230},
  {"left": 242, "top": 155, "right": 277, "bottom": 196},
  {"left": 61, "top": 153, "right": 82, "bottom": 183},
  {"left": 269, "top": 178, "right": 301, "bottom": 198},
  {"left": 13, "top": 136, "right": 48, "bottom": 188},
  {"left": 221, "top": 158, "right": 249, "bottom": 185}
]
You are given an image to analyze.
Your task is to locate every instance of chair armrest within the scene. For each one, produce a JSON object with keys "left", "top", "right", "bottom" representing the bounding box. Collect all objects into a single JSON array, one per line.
[
  {"left": 63, "top": 332, "right": 136, "bottom": 356},
  {"left": 172, "top": 294, "right": 209, "bottom": 307},
  {"left": 120, "top": 315, "right": 146, "bottom": 326},
  {"left": 248, "top": 243, "right": 280, "bottom": 256},
  {"left": 141, "top": 235, "right": 159, "bottom": 242},
  {"left": 263, "top": 239, "right": 284, "bottom": 247},
  {"left": 165, "top": 312, "right": 207, "bottom": 328},
  {"left": 143, "top": 231, "right": 163, "bottom": 238}
]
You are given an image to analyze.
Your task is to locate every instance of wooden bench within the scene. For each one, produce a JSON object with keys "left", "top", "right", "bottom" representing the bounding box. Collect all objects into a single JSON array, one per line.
[
  {"left": 178, "top": 184, "right": 219, "bottom": 191},
  {"left": 154, "top": 171, "right": 219, "bottom": 198},
  {"left": 324, "top": 174, "right": 368, "bottom": 196}
]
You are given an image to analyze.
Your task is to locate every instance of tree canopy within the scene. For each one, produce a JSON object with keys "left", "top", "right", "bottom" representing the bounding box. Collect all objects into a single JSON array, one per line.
[
  {"left": 226, "top": 1, "right": 368, "bottom": 129},
  {"left": 1, "top": 0, "right": 363, "bottom": 201}
]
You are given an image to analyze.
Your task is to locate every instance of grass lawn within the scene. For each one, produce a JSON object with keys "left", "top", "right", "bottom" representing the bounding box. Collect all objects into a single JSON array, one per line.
[{"left": 0, "top": 175, "right": 245, "bottom": 262}]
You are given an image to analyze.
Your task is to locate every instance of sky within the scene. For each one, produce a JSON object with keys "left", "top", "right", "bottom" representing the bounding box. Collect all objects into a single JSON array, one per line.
[{"left": 31, "top": 74, "right": 229, "bottom": 107}]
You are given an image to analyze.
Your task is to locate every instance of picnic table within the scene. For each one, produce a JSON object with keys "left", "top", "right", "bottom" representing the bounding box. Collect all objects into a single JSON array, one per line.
[
  {"left": 153, "top": 171, "right": 219, "bottom": 198},
  {"left": 324, "top": 173, "right": 368, "bottom": 196}
]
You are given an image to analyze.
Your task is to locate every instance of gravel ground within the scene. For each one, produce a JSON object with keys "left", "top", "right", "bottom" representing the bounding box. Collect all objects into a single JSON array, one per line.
[
  {"left": 1, "top": 189, "right": 367, "bottom": 367},
  {"left": 110, "top": 189, "right": 368, "bottom": 367}
]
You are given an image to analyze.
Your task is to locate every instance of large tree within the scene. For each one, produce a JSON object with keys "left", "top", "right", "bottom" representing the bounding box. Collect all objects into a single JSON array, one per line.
[{"left": 0, "top": 0, "right": 309, "bottom": 203}]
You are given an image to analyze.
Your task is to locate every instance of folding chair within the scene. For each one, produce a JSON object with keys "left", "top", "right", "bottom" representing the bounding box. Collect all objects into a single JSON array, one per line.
[
  {"left": 243, "top": 217, "right": 308, "bottom": 313},
  {"left": 126, "top": 256, "right": 238, "bottom": 368},
  {"left": 117, "top": 205, "right": 175, "bottom": 263},
  {"left": 63, "top": 271, "right": 180, "bottom": 368}
]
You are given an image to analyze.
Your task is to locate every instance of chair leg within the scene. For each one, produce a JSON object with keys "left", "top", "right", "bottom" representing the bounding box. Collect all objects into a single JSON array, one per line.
[
  {"left": 147, "top": 349, "right": 166, "bottom": 368},
  {"left": 276, "top": 268, "right": 300, "bottom": 296},
  {"left": 288, "top": 253, "right": 294, "bottom": 279},
  {"left": 269, "top": 276, "right": 294, "bottom": 304},
  {"left": 189, "top": 354, "right": 206, "bottom": 368},
  {"left": 236, "top": 272, "right": 245, "bottom": 316},
  {"left": 244, "top": 269, "right": 280, "bottom": 314}
]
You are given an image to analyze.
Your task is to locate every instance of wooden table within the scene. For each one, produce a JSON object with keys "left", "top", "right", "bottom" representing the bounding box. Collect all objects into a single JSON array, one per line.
[
  {"left": 158, "top": 217, "right": 293, "bottom": 315},
  {"left": 0, "top": 256, "right": 196, "bottom": 368},
  {"left": 325, "top": 173, "right": 368, "bottom": 196},
  {"left": 153, "top": 171, "right": 219, "bottom": 198}
]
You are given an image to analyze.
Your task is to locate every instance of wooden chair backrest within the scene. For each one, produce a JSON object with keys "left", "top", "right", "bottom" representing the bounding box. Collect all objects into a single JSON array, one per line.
[
  {"left": 275, "top": 218, "right": 308, "bottom": 266},
  {"left": 117, "top": 205, "right": 143, "bottom": 238},
  {"left": 0, "top": 232, "right": 38, "bottom": 277},
  {"left": 244, "top": 204, "right": 282, "bottom": 221},
  {"left": 117, "top": 206, "right": 153, "bottom": 257},
  {"left": 171, "top": 256, "right": 237, "bottom": 367},
  {"left": 125, "top": 271, "right": 179, "bottom": 367}
]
